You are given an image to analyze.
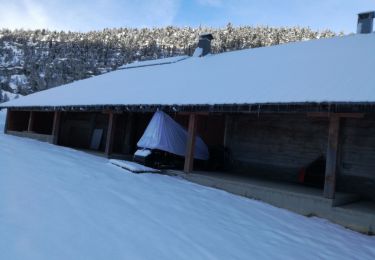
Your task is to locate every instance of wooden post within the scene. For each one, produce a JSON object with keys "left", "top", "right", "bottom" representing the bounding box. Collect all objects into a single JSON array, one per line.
[
  {"left": 51, "top": 111, "right": 61, "bottom": 144},
  {"left": 123, "top": 113, "right": 134, "bottom": 154},
  {"left": 184, "top": 113, "right": 197, "bottom": 173},
  {"left": 88, "top": 113, "right": 97, "bottom": 141},
  {"left": 105, "top": 112, "right": 116, "bottom": 157},
  {"left": 27, "top": 111, "right": 35, "bottom": 132},
  {"left": 223, "top": 115, "right": 231, "bottom": 147},
  {"left": 323, "top": 115, "right": 341, "bottom": 199},
  {"left": 4, "top": 110, "right": 10, "bottom": 134}
]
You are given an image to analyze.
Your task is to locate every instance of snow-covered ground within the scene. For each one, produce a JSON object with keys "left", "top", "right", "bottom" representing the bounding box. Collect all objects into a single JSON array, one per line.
[{"left": 0, "top": 110, "right": 374, "bottom": 260}]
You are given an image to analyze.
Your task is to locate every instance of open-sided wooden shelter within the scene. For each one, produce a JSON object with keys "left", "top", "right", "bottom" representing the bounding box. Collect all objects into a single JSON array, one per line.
[{"left": 1, "top": 33, "right": 375, "bottom": 205}]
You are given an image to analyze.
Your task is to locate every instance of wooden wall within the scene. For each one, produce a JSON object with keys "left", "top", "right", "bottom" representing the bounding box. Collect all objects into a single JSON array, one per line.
[
  {"left": 226, "top": 114, "right": 328, "bottom": 181},
  {"left": 7, "top": 111, "right": 30, "bottom": 132},
  {"left": 226, "top": 113, "right": 375, "bottom": 200},
  {"left": 174, "top": 114, "right": 225, "bottom": 146},
  {"left": 338, "top": 115, "right": 375, "bottom": 200},
  {"left": 112, "top": 113, "right": 128, "bottom": 154},
  {"left": 32, "top": 112, "right": 54, "bottom": 135},
  {"left": 132, "top": 113, "right": 153, "bottom": 152},
  {"left": 59, "top": 112, "right": 109, "bottom": 151},
  {"left": 112, "top": 112, "right": 152, "bottom": 154}
]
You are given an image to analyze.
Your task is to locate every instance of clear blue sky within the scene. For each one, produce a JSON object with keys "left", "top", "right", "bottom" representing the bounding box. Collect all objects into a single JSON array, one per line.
[{"left": 0, "top": 0, "right": 374, "bottom": 33}]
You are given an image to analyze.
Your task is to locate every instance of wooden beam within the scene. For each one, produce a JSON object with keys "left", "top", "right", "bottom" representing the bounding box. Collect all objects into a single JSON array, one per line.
[
  {"left": 179, "top": 112, "right": 209, "bottom": 116},
  {"left": 323, "top": 115, "right": 341, "bottom": 199},
  {"left": 51, "top": 111, "right": 61, "bottom": 144},
  {"left": 27, "top": 111, "right": 35, "bottom": 132},
  {"left": 184, "top": 113, "right": 197, "bottom": 173},
  {"left": 105, "top": 112, "right": 116, "bottom": 157},
  {"left": 307, "top": 112, "right": 364, "bottom": 118},
  {"left": 102, "top": 110, "right": 122, "bottom": 114}
]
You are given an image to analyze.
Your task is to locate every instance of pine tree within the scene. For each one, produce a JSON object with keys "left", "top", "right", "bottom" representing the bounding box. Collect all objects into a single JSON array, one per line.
[{"left": 3, "top": 93, "right": 9, "bottom": 102}]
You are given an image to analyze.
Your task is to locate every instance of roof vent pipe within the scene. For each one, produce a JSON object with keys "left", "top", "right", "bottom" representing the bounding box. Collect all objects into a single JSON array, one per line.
[
  {"left": 357, "top": 11, "right": 375, "bottom": 34},
  {"left": 193, "top": 33, "right": 214, "bottom": 57}
]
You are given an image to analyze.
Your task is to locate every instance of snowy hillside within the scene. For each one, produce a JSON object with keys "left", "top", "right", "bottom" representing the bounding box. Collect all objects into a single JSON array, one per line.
[{"left": 0, "top": 111, "right": 374, "bottom": 259}]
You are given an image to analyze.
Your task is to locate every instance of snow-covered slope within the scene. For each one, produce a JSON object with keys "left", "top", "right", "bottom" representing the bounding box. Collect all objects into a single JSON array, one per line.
[
  {"left": 1, "top": 33, "right": 375, "bottom": 109},
  {"left": 0, "top": 114, "right": 375, "bottom": 259}
]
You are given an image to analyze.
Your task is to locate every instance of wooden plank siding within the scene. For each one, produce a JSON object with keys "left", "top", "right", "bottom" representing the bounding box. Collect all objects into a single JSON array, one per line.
[
  {"left": 226, "top": 114, "right": 328, "bottom": 181},
  {"left": 338, "top": 115, "right": 375, "bottom": 200},
  {"left": 340, "top": 115, "right": 375, "bottom": 178},
  {"left": 225, "top": 113, "right": 375, "bottom": 200},
  {"left": 59, "top": 112, "right": 109, "bottom": 151},
  {"left": 122, "top": 113, "right": 135, "bottom": 154},
  {"left": 6, "top": 111, "right": 30, "bottom": 132}
]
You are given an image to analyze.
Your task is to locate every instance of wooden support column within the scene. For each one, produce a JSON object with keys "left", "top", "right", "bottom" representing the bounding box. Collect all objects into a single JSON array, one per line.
[
  {"left": 51, "top": 111, "right": 61, "bottom": 144},
  {"left": 4, "top": 110, "right": 10, "bottom": 134},
  {"left": 307, "top": 112, "right": 364, "bottom": 199},
  {"left": 123, "top": 113, "right": 134, "bottom": 154},
  {"left": 223, "top": 114, "right": 231, "bottom": 147},
  {"left": 323, "top": 115, "right": 341, "bottom": 199},
  {"left": 88, "top": 114, "right": 98, "bottom": 141},
  {"left": 105, "top": 112, "right": 116, "bottom": 157},
  {"left": 184, "top": 113, "right": 197, "bottom": 173},
  {"left": 27, "top": 111, "right": 35, "bottom": 132}
]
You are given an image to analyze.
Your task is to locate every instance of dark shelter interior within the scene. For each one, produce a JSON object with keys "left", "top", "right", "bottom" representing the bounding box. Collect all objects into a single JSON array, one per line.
[{"left": 4, "top": 109, "right": 375, "bottom": 202}]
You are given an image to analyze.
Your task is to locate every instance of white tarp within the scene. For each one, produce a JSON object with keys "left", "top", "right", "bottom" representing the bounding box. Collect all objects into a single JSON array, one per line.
[{"left": 137, "top": 111, "right": 209, "bottom": 160}]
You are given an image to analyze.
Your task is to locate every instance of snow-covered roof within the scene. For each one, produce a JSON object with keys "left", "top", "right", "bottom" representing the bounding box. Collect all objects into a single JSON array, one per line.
[{"left": 2, "top": 33, "right": 375, "bottom": 109}]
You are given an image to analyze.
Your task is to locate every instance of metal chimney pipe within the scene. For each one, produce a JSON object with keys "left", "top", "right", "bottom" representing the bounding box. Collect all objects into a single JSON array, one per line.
[
  {"left": 357, "top": 11, "right": 375, "bottom": 34},
  {"left": 197, "top": 33, "right": 214, "bottom": 57}
]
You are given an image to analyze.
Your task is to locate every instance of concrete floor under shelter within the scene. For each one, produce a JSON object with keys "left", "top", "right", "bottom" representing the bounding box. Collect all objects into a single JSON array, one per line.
[{"left": 167, "top": 170, "right": 375, "bottom": 234}]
